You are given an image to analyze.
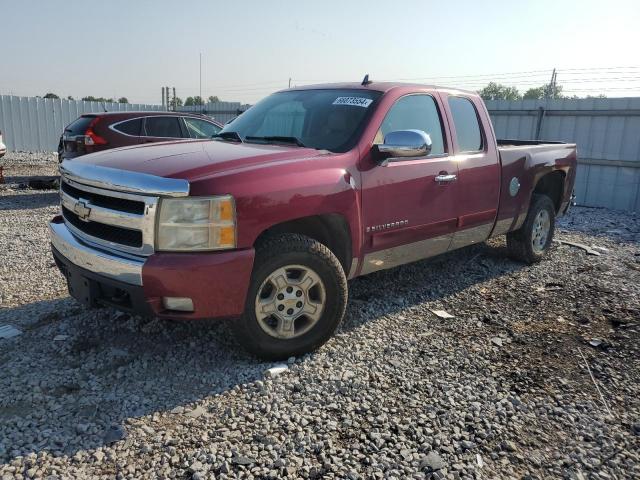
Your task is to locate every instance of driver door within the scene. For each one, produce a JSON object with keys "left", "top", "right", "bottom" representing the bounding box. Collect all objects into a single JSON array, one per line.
[{"left": 359, "top": 93, "right": 459, "bottom": 274}]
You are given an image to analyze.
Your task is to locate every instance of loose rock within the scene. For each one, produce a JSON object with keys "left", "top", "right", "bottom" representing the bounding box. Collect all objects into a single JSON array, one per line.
[{"left": 0, "top": 163, "right": 638, "bottom": 479}]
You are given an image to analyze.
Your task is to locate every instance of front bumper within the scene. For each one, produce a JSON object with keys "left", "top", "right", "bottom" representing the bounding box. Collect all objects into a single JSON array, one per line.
[
  {"left": 50, "top": 219, "right": 144, "bottom": 285},
  {"left": 50, "top": 218, "right": 255, "bottom": 319}
]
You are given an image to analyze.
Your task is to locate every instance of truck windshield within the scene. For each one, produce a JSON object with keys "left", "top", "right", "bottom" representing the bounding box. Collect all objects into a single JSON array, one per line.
[{"left": 218, "top": 89, "right": 382, "bottom": 152}]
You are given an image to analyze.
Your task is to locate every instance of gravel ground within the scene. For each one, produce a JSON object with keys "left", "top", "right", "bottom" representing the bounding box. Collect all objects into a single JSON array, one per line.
[
  {"left": 0, "top": 152, "right": 59, "bottom": 187},
  {"left": 0, "top": 158, "right": 639, "bottom": 479}
]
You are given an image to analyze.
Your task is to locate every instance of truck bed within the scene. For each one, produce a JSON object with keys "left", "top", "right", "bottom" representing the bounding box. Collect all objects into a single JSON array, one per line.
[
  {"left": 497, "top": 139, "right": 576, "bottom": 164},
  {"left": 492, "top": 139, "right": 578, "bottom": 237},
  {"left": 496, "top": 139, "right": 566, "bottom": 147},
  {"left": 497, "top": 139, "right": 576, "bottom": 162}
]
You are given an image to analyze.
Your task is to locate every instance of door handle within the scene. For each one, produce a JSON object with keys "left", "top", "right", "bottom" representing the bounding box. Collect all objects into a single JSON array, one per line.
[{"left": 434, "top": 174, "right": 457, "bottom": 183}]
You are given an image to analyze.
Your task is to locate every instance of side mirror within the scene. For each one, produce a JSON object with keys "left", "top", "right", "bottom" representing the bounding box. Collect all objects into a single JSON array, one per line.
[{"left": 373, "top": 130, "right": 432, "bottom": 163}]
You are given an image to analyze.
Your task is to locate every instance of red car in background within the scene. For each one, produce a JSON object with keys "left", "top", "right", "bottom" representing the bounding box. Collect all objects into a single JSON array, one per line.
[{"left": 58, "top": 111, "right": 222, "bottom": 161}]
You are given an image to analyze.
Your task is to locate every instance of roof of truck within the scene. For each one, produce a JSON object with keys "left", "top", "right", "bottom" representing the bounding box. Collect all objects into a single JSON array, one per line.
[{"left": 284, "top": 82, "right": 478, "bottom": 96}]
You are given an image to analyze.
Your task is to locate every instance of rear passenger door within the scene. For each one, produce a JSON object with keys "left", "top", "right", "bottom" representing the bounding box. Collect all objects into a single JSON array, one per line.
[
  {"left": 441, "top": 94, "right": 501, "bottom": 249},
  {"left": 141, "top": 116, "right": 184, "bottom": 143}
]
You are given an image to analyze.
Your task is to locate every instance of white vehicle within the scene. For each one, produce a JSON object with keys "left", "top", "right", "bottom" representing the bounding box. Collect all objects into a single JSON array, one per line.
[{"left": 0, "top": 129, "right": 6, "bottom": 157}]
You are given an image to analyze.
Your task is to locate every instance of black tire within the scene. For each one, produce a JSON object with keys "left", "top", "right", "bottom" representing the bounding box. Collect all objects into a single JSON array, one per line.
[
  {"left": 507, "top": 194, "right": 556, "bottom": 264},
  {"left": 232, "top": 233, "right": 348, "bottom": 360}
]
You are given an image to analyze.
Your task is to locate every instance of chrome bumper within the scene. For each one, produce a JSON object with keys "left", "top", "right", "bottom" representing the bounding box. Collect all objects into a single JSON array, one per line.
[{"left": 49, "top": 221, "right": 144, "bottom": 286}]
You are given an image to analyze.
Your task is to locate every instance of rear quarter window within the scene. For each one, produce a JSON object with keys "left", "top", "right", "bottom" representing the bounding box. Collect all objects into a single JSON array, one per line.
[
  {"left": 112, "top": 118, "right": 142, "bottom": 136},
  {"left": 448, "top": 97, "right": 483, "bottom": 152}
]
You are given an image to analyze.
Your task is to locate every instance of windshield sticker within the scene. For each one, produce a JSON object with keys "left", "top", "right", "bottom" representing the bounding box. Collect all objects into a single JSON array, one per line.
[{"left": 332, "top": 97, "right": 373, "bottom": 108}]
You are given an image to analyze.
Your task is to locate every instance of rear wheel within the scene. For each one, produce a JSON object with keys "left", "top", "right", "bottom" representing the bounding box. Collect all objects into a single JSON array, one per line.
[
  {"left": 233, "top": 234, "right": 347, "bottom": 360},
  {"left": 507, "top": 194, "right": 556, "bottom": 264}
]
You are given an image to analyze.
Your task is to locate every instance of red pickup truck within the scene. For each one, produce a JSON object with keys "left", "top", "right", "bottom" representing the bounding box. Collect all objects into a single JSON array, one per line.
[{"left": 50, "top": 82, "right": 577, "bottom": 359}]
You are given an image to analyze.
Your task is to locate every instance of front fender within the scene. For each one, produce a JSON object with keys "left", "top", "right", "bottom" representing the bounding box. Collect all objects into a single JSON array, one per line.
[{"left": 189, "top": 151, "right": 363, "bottom": 256}]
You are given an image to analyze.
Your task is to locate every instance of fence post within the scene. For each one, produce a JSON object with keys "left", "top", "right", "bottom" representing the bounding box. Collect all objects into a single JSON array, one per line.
[{"left": 534, "top": 106, "right": 545, "bottom": 140}]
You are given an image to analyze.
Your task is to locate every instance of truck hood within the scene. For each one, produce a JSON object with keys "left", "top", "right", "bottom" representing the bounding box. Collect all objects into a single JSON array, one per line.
[{"left": 75, "top": 139, "right": 326, "bottom": 182}]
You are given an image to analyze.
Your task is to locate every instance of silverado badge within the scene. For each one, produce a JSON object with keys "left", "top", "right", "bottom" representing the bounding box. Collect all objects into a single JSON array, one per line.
[{"left": 366, "top": 219, "right": 409, "bottom": 233}]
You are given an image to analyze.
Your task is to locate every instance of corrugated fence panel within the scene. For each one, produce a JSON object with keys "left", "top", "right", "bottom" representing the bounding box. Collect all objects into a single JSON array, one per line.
[
  {"left": 3, "top": 94, "right": 640, "bottom": 211},
  {"left": 486, "top": 96, "right": 640, "bottom": 211},
  {"left": 0, "top": 96, "right": 164, "bottom": 152},
  {"left": 177, "top": 101, "right": 250, "bottom": 124}
]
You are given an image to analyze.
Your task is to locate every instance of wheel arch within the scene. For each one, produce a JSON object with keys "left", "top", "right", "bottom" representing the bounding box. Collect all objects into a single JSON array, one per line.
[
  {"left": 533, "top": 170, "right": 566, "bottom": 213},
  {"left": 253, "top": 214, "right": 353, "bottom": 275}
]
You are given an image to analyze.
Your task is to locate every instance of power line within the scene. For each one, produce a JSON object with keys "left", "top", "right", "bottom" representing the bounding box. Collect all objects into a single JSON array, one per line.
[
  {"left": 559, "top": 66, "right": 640, "bottom": 72},
  {"left": 187, "top": 68, "right": 640, "bottom": 93},
  {"left": 563, "top": 86, "right": 640, "bottom": 91}
]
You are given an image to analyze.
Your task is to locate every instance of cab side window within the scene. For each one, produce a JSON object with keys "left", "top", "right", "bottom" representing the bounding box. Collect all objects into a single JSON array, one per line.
[
  {"left": 448, "top": 97, "right": 483, "bottom": 152},
  {"left": 375, "top": 95, "right": 445, "bottom": 156}
]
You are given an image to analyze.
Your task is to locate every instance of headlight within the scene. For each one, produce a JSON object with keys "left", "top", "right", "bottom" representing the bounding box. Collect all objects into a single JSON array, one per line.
[{"left": 157, "top": 196, "right": 236, "bottom": 251}]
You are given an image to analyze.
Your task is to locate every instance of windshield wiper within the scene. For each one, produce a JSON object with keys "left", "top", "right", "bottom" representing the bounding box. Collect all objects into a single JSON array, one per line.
[
  {"left": 245, "top": 135, "right": 306, "bottom": 147},
  {"left": 212, "top": 131, "right": 243, "bottom": 142}
]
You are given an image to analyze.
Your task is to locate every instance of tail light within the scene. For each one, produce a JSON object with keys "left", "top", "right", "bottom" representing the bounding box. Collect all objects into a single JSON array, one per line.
[{"left": 83, "top": 117, "right": 107, "bottom": 146}]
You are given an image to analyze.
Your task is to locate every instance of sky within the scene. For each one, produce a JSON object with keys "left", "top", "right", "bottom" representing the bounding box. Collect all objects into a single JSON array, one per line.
[{"left": 1, "top": 0, "right": 639, "bottom": 105}]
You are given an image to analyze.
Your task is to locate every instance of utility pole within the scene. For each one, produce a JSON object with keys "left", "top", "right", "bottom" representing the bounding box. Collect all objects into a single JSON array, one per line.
[
  {"left": 161, "top": 87, "right": 165, "bottom": 108},
  {"left": 546, "top": 68, "right": 557, "bottom": 100},
  {"left": 172, "top": 87, "right": 176, "bottom": 111},
  {"left": 199, "top": 53, "right": 202, "bottom": 113},
  {"left": 288, "top": 77, "right": 291, "bottom": 88}
]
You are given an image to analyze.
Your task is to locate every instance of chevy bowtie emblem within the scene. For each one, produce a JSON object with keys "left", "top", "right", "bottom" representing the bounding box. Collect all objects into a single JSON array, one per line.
[{"left": 74, "top": 200, "right": 91, "bottom": 221}]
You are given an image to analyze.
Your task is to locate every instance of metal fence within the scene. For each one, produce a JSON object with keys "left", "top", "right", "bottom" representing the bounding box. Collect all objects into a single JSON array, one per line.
[
  {"left": 0, "top": 96, "right": 165, "bottom": 152},
  {"left": 486, "top": 97, "right": 640, "bottom": 211},
  {"left": 177, "top": 102, "right": 250, "bottom": 125},
  {"left": 0, "top": 96, "right": 252, "bottom": 152},
  {"left": 2, "top": 94, "right": 639, "bottom": 211}
]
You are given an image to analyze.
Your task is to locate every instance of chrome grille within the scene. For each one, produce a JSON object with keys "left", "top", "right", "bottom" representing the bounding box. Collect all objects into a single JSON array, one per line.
[
  {"left": 61, "top": 181, "right": 145, "bottom": 215},
  {"left": 59, "top": 176, "right": 159, "bottom": 256},
  {"left": 61, "top": 205, "right": 143, "bottom": 248}
]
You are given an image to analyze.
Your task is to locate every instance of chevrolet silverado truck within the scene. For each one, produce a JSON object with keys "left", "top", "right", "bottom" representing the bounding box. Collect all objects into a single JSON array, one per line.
[{"left": 50, "top": 82, "right": 577, "bottom": 359}]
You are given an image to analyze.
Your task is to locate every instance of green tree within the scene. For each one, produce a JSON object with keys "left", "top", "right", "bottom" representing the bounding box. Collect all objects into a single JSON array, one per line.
[
  {"left": 184, "top": 96, "right": 204, "bottom": 106},
  {"left": 170, "top": 97, "right": 183, "bottom": 109},
  {"left": 66, "top": 95, "right": 74, "bottom": 100},
  {"left": 118, "top": 97, "right": 129, "bottom": 104},
  {"left": 523, "top": 83, "right": 564, "bottom": 100},
  {"left": 478, "top": 82, "right": 521, "bottom": 101},
  {"left": 81, "top": 96, "right": 115, "bottom": 102},
  {"left": 208, "top": 95, "right": 220, "bottom": 103},
  {"left": 43, "top": 92, "right": 59, "bottom": 99}
]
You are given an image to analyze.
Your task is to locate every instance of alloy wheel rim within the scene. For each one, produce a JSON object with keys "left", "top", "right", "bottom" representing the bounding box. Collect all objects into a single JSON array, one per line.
[
  {"left": 531, "top": 209, "right": 551, "bottom": 253},
  {"left": 255, "top": 264, "right": 326, "bottom": 339}
]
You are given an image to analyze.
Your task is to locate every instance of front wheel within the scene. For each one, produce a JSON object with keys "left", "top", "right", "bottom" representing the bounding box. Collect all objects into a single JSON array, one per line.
[
  {"left": 232, "top": 233, "right": 348, "bottom": 360},
  {"left": 507, "top": 194, "right": 556, "bottom": 264}
]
